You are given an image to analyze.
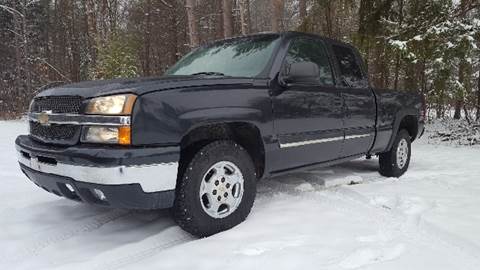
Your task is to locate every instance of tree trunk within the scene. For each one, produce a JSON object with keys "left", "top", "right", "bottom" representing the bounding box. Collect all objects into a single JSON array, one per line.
[
  {"left": 238, "top": 0, "right": 250, "bottom": 35},
  {"left": 393, "top": 0, "right": 404, "bottom": 90},
  {"left": 299, "top": 0, "right": 306, "bottom": 22},
  {"left": 13, "top": 13, "right": 22, "bottom": 91},
  {"left": 222, "top": 0, "right": 233, "bottom": 38},
  {"left": 436, "top": 103, "right": 443, "bottom": 119},
  {"left": 143, "top": 0, "right": 152, "bottom": 76},
  {"left": 70, "top": 0, "right": 80, "bottom": 82},
  {"left": 393, "top": 54, "right": 400, "bottom": 90},
  {"left": 100, "top": 0, "right": 108, "bottom": 44},
  {"left": 171, "top": 5, "right": 180, "bottom": 62},
  {"left": 324, "top": 1, "right": 334, "bottom": 37},
  {"left": 271, "top": 0, "right": 284, "bottom": 32},
  {"left": 185, "top": 0, "right": 199, "bottom": 47},
  {"left": 357, "top": 0, "right": 374, "bottom": 48},
  {"left": 405, "top": 61, "right": 417, "bottom": 92},
  {"left": 476, "top": 71, "right": 480, "bottom": 121},
  {"left": 21, "top": 1, "right": 32, "bottom": 94},
  {"left": 453, "top": 0, "right": 468, "bottom": 121},
  {"left": 454, "top": 100, "right": 462, "bottom": 119},
  {"left": 85, "top": 0, "right": 97, "bottom": 70},
  {"left": 454, "top": 59, "right": 467, "bottom": 120},
  {"left": 464, "top": 105, "right": 471, "bottom": 125}
]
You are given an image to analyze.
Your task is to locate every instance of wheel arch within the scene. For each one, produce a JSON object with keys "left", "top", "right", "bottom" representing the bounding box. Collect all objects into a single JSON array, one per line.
[
  {"left": 386, "top": 111, "right": 419, "bottom": 151},
  {"left": 178, "top": 121, "right": 266, "bottom": 181}
]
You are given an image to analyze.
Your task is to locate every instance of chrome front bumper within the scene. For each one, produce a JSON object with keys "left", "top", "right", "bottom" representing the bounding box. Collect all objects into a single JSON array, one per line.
[
  {"left": 15, "top": 135, "right": 180, "bottom": 194},
  {"left": 17, "top": 151, "right": 178, "bottom": 193}
]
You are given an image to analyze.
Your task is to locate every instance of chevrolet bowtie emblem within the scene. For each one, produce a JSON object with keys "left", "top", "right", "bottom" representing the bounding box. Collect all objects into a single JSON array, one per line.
[{"left": 38, "top": 111, "right": 51, "bottom": 126}]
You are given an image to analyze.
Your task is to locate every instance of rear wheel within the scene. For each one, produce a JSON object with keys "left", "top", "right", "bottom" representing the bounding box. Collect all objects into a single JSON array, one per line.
[
  {"left": 379, "top": 129, "right": 411, "bottom": 177},
  {"left": 173, "top": 141, "right": 256, "bottom": 237}
]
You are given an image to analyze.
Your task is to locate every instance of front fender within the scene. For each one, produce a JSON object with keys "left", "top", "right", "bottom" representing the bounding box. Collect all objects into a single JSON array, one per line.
[
  {"left": 179, "top": 107, "right": 266, "bottom": 136},
  {"left": 131, "top": 87, "right": 273, "bottom": 145}
]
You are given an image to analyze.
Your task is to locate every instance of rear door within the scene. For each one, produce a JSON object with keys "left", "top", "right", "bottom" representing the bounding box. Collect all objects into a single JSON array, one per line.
[
  {"left": 270, "top": 37, "right": 344, "bottom": 171},
  {"left": 330, "top": 44, "right": 376, "bottom": 157}
]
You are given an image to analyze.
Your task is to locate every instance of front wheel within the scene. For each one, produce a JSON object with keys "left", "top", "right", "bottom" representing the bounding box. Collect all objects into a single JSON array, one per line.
[
  {"left": 378, "top": 129, "right": 411, "bottom": 177},
  {"left": 173, "top": 141, "right": 257, "bottom": 237}
]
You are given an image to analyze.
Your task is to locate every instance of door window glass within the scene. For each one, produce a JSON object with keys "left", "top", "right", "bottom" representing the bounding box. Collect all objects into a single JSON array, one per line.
[
  {"left": 332, "top": 45, "right": 367, "bottom": 88},
  {"left": 284, "top": 38, "right": 334, "bottom": 86}
]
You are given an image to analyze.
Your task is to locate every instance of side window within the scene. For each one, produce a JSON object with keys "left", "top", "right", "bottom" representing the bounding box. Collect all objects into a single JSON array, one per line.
[
  {"left": 332, "top": 45, "right": 367, "bottom": 88},
  {"left": 284, "top": 38, "right": 334, "bottom": 86}
]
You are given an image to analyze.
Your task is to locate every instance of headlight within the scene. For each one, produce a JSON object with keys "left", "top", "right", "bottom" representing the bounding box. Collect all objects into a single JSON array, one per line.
[
  {"left": 81, "top": 126, "right": 131, "bottom": 145},
  {"left": 85, "top": 94, "right": 137, "bottom": 115},
  {"left": 82, "top": 94, "right": 135, "bottom": 145}
]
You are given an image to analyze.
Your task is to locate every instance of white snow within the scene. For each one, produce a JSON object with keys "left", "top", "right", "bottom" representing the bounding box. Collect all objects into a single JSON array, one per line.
[
  {"left": 388, "top": 40, "right": 407, "bottom": 51},
  {"left": 1, "top": 121, "right": 480, "bottom": 270},
  {"left": 412, "top": 35, "right": 423, "bottom": 41}
]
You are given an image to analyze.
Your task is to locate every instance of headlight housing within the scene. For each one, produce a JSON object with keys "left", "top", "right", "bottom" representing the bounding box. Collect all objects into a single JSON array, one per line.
[
  {"left": 81, "top": 126, "right": 131, "bottom": 145},
  {"left": 85, "top": 94, "right": 137, "bottom": 115},
  {"left": 82, "top": 94, "right": 136, "bottom": 145}
]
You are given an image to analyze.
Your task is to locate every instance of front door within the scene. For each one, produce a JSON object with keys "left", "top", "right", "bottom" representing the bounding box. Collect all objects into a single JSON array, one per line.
[{"left": 270, "top": 37, "right": 344, "bottom": 172}]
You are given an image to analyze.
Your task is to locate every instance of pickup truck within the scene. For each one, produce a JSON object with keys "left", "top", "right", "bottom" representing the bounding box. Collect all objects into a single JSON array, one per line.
[{"left": 15, "top": 32, "right": 425, "bottom": 237}]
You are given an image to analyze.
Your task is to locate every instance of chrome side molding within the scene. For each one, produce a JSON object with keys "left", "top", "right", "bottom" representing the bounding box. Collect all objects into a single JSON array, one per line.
[
  {"left": 279, "top": 133, "right": 372, "bottom": 149},
  {"left": 280, "top": 136, "right": 344, "bottom": 148},
  {"left": 345, "top": 134, "right": 371, "bottom": 140}
]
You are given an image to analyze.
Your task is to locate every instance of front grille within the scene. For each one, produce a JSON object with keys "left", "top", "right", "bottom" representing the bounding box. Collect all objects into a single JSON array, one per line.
[
  {"left": 30, "top": 121, "right": 80, "bottom": 143},
  {"left": 31, "top": 96, "right": 83, "bottom": 114}
]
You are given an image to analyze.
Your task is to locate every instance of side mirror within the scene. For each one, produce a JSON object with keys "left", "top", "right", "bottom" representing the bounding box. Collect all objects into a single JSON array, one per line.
[{"left": 280, "top": 61, "right": 320, "bottom": 86}]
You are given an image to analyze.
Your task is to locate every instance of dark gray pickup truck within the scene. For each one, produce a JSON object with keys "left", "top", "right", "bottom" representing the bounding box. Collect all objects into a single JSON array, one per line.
[{"left": 16, "top": 32, "right": 425, "bottom": 236}]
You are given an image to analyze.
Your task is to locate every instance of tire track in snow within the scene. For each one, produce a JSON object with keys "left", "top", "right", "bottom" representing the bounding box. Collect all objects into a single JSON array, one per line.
[
  {"left": 261, "top": 176, "right": 480, "bottom": 270},
  {"left": 332, "top": 187, "right": 480, "bottom": 269},
  {"left": 72, "top": 226, "right": 195, "bottom": 270},
  {"left": 3, "top": 209, "right": 132, "bottom": 263}
]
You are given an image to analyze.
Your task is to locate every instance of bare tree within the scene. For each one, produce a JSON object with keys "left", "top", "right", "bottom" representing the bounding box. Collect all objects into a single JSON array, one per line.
[
  {"left": 454, "top": 0, "right": 472, "bottom": 120},
  {"left": 238, "top": 0, "right": 250, "bottom": 35},
  {"left": 185, "top": 0, "right": 199, "bottom": 47},
  {"left": 1, "top": 2, "right": 31, "bottom": 93},
  {"left": 477, "top": 70, "right": 480, "bottom": 121},
  {"left": 271, "top": 0, "right": 284, "bottom": 32},
  {"left": 299, "top": 0, "right": 306, "bottom": 22},
  {"left": 222, "top": 0, "right": 233, "bottom": 38},
  {"left": 85, "top": 0, "right": 98, "bottom": 69}
]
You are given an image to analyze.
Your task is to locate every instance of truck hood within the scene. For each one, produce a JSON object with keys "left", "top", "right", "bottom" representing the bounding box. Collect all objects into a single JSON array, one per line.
[{"left": 36, "top": 76, "right": 256, "bottom": 98}]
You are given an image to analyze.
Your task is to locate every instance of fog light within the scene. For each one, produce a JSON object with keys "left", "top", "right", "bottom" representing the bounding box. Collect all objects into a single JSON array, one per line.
[
  {"left": 65, "top": 183, "right": 75, "bottom": 193},
  {"left": 92, "top": 189, "right": 106, "bottom": 201}
]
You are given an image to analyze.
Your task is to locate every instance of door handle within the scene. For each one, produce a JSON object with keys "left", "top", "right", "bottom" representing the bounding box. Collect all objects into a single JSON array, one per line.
[{"left": 333, "top": 97, "right": 343, "bottom": 107}]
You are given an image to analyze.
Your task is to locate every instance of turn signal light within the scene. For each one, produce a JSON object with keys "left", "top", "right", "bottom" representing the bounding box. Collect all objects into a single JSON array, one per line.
[{"left": 118, "top": 126, "right": 131, "bottom": 145}]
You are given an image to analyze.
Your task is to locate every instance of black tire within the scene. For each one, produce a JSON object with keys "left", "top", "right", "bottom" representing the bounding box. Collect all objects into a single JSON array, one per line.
[
  {"left": 173, "top": 140, "right": 257, "bottom": 237},
  {"left": 379, "top": 129, "right": 411, "bottom": 177}
]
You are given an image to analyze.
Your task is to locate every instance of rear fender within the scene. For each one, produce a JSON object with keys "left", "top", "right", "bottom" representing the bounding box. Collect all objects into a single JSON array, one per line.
[{"left": 385, "top": 109, "right": 418, "bottom": 151}]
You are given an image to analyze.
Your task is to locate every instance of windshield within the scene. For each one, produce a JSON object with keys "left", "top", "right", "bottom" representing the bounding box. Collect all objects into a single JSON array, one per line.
[{"left": 166, "top": 35, "right": 280, "bottom": 77}]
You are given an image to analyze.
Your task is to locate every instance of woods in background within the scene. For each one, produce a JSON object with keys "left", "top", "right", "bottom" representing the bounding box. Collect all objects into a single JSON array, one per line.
[{"left": 0, "top": 0, "right": 479, "bottom": 120}]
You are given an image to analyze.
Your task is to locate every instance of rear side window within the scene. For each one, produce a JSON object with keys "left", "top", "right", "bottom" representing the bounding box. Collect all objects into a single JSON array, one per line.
[
  {"left": 332, "top": 45, "right": 367, "bottom": 88},
  {"left": 284, "top": 38, "right": 334, "bottom": 86}
]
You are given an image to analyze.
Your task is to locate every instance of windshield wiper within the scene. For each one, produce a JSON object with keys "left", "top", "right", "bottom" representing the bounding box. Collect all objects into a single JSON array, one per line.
[{"left": 190, "top": 72, "right": 226, "bottom": 77}]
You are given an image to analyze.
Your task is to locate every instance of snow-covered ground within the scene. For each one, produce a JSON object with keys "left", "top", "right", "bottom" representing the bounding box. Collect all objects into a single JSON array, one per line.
[
  {"left": 1, "top": 121, "right": 480, "bottom": 270},
  {"left": 426, "top": 118, "right": 480, "bottom": 146}
]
